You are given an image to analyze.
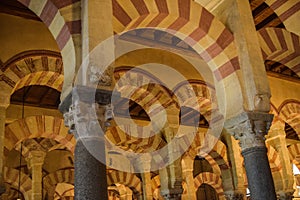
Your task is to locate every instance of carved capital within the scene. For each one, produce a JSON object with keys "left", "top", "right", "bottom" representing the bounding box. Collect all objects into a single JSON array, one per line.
[
  {"left": 27, "top": 151, "right": 46, "bottom": 171},
  {"left": 89, "top": 63, "right": 113, "bottom": 86},
  {"left": 64, "top": 101, "right": 113, "bottom": 137},
  {"left": 63, "top": 104, "right": 75, "bottom": 134},
  {"left": 225, "top": 112, "right": 273, "bottom": 151}
]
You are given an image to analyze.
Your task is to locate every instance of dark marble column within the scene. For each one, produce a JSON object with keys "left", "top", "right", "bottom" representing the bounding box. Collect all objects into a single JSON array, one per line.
[
  {"left": 74, "top": 139, "right": 108, "bottom": 200},
  {"left": 62, "top": 87, "right": 114, "bottom": 200},
  {"left": 225, "top": 112, "right": 276, "bottom": 200}
]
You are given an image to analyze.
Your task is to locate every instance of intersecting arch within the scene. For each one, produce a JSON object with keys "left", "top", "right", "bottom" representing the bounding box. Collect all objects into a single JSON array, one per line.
[
  {"left": 4, "top": 115, "right": 75, "bottom": 156},
  {"left": 258, "top": 28, "right": 300, "bottom": 75},
  {"left": 15, "top": 0, "right": 77, "bottom": 99},
  {"left": 113, "top": 0, "right": 243, "bottom": 118}
]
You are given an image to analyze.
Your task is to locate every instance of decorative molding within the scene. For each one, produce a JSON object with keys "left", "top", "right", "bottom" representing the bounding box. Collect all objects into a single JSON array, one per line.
[
  {"left": 1, "top": 50, "right": 61, "bottom": 72},
  {"left": 62, "top": 87, "right": 116, "bottom": 138},
  {"left": 225, "top": 112, "right": 273, "bottom": 152}
]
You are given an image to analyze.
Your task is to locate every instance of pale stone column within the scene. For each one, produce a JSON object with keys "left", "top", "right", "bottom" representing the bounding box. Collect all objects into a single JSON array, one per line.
[
  {"left": 0, "top": 103, "right": 8, "bottom": 195},
  {"left": 135, "top": 155, "right": 153, "bottom": 200},
  {"left": 225, "top": 112, "right": 276, "bottom": 200},
  {"left": 181, "top": 155, "right": 196, "bottom": 200},
  {"left": 266, "top": 121, "right": 294, "bottom": 200},
  {"left": 159, "top": 128, "right": 183, "bottom": 200},
  {"left": 141, "top": 172, "right": 152, "bottom": 200},
  {"left": 223, "top": 134, "right": 246, "bottom": 200},
  {"left": 294, "top": 175, "right": 300, "bottom": 200},
  {"left": 227, "top": 0, "right": 271, "bottom": 112},
  {"left": 159, "top": 160, "right": 183, "bottom": 199},
  {"left": 27, "top": 151, "right": 46, "bottom": 200}
]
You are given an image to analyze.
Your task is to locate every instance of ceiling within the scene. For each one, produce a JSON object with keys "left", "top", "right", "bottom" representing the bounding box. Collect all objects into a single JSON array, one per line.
[
  {"left": 5, "top": 0, "right": 300, "bottom": 126},
  {"left": 10, "top": 85, "right": 61, "bottom": 109},
  {"left": 1, "top": 0, "right": 298, "bottom": 79}
]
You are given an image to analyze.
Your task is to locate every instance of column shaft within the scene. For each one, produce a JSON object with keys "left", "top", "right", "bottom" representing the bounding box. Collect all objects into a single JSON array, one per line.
[
  {"left": 242, "top": 147, "right": 276, "bottom": 200},
  {"left": 267, "top": 123, "right": 294, "bottom": 197},
  {"left": 31, "top": 164, "right": 43, "bottom": 200},
  {"left": 225, "top": 112, "right": 276, "bottom": 200},
  {"left": 227, "top": 0, "right": 271, "bottom": 111},
  {"left": 0, "top": 106, "right": 6, "bottom": 194},
  {"left": 160, "top": 158, "right": 183, "bottom": 199},
  {"left": 74, "top": 139, "right": 108, "bottom": 200},
  {"left": 27, "top": 151, "right": 46, "bottom": 200},
  {"left": 141, "top": 172, "right": 153, "bottom": 200},
  {"left": 182, "top": 156, "right": 196, "bottom": 200}
]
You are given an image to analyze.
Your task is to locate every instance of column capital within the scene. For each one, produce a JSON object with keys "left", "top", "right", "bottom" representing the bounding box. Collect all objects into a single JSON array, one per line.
[
  {"left": 63, "top": 101, "right": 113, "bottom": 138},
  {"left": 27, "top": 150, "right": 46, "bottom": 171},
  {"left": 27, "top": 151, "right": 46, "bottom": 163},
  {"left": 225, "top": 112, "right": 273, "bottom": 151},
  {"left": 63, "top": 87, "right": 116, "bottom": 138}
]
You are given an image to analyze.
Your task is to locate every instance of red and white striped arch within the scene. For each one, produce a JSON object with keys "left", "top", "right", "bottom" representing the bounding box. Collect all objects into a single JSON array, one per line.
[
  {"left": 4, "top": 116, "right": 75, "bottom": 156},
  {"left": 4, "top": 167, "right": 32, "bottom": 199},
  {"left": 265, "top": 0, "right": 300, "bottom": 27},
  {"left": 194, "top": 172, "right": 225, "bottom": 199},
  {"left": 106, "top": 125, "right": 166, "bottom": 153},
  {"left": 16, "top": 0, "right": 79, "bottom": 98},
  {"left": 43, "top": 169, "right": 74, "bottom": 191},
  {"left": 258, "top": 27, "right": 300, "bottom": 75},
  {"left": 0, "top": 50, "right": 64, "bottom": 95},
  {"left": 112, "top": 0, "right": 239, "bottom": 81},
  {"left": 112, "top": 0, "right": 243, "bottom": 117},
  {"left": 288, "top": 143, "right": 300, "bottom": 169},
  {"left": 107, "top": 170, "right": 142, "bottom": 194},
  {"left": 278, "top": 100, "right": 300, "bottom": 135}
]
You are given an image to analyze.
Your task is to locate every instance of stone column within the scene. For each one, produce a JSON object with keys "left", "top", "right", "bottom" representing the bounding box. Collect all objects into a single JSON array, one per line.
[
  {"left": 0, "top": 104, "right": 8, "bottom": 195},
  {"left": 64, "top": 87, "right": 113, "bottom": 200},
  {"left": 27, "top": 151, "right": 46, "bottom": 200},
  {"left": 225, "top": 112, "right": 276, "bottom": 200},
  {"left": 135, "top": 155, "right": 152, "bottom": 200},
  {"left": 266, "top": 121, "right": 294, "bottom": 200},
  {"left": 159, "top": 160, "right": 183, "bottom": 199},
  {"left": 227, "top": 0, "right": 271, "bottom": 112},
  {"left": 181, "top": 155, "right": 196, "bottom": 200},
  {"left": 223, "top": 134, "right": 246, "bottom": 200},
  {"left": 294, "top": 175, "right": 300, "bottom": 200}
]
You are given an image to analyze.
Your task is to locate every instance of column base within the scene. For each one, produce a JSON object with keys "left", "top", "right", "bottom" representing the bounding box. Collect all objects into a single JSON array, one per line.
[
  {"left": 224, "top": 191, "right": 244, "bottom": 200},
  {"left": 161, "top": 188, "right": 183, "bottom": 200}
]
